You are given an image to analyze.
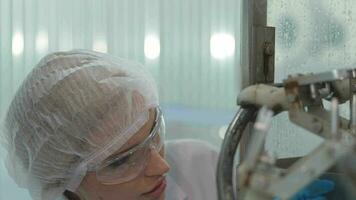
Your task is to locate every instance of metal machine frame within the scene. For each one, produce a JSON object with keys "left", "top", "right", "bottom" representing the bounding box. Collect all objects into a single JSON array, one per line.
[
  {"left": 217, "top": 69, "right": 356, "bottom": 200},
  {"left": 218, "top": 1, "right": 356, "bottom": 199}
]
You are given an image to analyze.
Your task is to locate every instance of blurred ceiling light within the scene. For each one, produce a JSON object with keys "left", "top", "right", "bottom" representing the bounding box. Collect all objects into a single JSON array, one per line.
[
  {"left": 210, "top": 33, "right": 235, "bottom": 59},
  {"left": 12, "top": 32, "right": 24, "bottom": 56},
  {"left": 36, "top": 31, "right": 48, "bottom": 53},
  {"left": 144, "top": 35, "right": 160, "bottom": 60},
  {"left": 93, "top": 39, "right": 108, "bottom": 53}
]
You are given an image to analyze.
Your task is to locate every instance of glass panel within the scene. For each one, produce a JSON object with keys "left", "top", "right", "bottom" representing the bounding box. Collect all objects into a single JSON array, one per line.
[{"left": 266, "top": 0, "right": 354, "bottom": 158}]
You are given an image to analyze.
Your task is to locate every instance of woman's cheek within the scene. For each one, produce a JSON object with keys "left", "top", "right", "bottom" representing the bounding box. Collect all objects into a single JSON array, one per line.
[{"left": 80, "top": 175, "right": 143, "bottom": 200}]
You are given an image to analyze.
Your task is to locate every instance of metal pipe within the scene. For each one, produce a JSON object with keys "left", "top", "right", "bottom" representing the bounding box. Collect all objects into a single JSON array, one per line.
[
  {"left": 217, "top": 107, "right": 257, "bottom": 200},
  {"left": 351, "top": 94, "right": 356, "bottom": 131},
  {"left": 331, "top": 98, "right": 339, "bottom": 138}
]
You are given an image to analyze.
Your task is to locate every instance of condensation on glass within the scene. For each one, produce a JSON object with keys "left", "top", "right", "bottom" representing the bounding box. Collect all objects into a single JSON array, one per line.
[{"left": 266, "top": 0, "right": 355, "bottom": 158}]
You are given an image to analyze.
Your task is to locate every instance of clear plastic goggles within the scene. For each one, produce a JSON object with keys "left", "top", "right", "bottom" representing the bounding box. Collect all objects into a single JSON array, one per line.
[{"left": 93, "top": 107, "right": 165, "bottom": 185}]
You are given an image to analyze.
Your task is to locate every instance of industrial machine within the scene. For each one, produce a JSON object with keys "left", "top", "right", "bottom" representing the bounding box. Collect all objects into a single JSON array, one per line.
[{"left": 217, "top": 69, "right": 356, "bottom": 200}]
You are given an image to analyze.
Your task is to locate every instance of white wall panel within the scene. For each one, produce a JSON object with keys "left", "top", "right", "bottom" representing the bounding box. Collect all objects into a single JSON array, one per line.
[{"left": 0, "top": 1, "right": 240, "bottom": 199}]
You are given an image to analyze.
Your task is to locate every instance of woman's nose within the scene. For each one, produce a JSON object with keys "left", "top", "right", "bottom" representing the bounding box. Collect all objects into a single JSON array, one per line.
[{"left": 144, "top": 149, "right": 170, "bottom": 177}]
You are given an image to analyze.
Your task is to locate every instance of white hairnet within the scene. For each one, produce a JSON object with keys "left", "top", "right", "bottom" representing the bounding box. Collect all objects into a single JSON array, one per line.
[{"left": 1, "top": 50, "right": 158, "bottom": 200}]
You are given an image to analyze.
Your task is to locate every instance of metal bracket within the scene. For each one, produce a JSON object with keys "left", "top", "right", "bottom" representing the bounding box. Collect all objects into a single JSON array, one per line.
[{"left": 251, "top": 26, "right": 275, "bottom": 84}]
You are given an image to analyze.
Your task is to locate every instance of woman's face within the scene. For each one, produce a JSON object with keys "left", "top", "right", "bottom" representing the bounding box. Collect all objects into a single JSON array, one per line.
[{"left": 78, "top": 110, "right": 170, "bottom": 200}]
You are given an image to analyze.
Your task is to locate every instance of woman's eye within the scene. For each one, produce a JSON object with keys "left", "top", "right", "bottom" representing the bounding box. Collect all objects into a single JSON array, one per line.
[{"left": 108, "top": 155, "right": 130, "bottom": 168}]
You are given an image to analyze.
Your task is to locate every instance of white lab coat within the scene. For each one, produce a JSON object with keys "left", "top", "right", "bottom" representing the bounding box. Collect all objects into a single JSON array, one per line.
[{"left": 165, "top": 139, "right": 219, "bottom": 200}]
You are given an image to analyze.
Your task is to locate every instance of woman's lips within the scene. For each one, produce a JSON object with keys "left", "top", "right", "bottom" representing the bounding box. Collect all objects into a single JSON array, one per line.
[{"left": 142, "top": 178, "right": 167, "bottom": 199}]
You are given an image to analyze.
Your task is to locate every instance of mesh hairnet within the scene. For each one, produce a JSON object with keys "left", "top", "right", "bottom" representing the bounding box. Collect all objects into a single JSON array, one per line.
[{"left": 1, "top": 50, "right": 158, "bottom": 200}]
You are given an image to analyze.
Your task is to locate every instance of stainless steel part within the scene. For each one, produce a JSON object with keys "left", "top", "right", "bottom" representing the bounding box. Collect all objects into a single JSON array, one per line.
[
  {"left": 268, "top": 137, "right": 354, "bottom": 199},
  {"left": 218, "top": 68, "right": 356, "bottom": 200},
  {"left": 244, "top": 107, "right": 273, "bottom": 170},
  {"left": 351, "top": 94, "right": 356, "bottom": 133},
  {"left": 284, "top": 69, "right": 356, "bottom": 138},
  {"left": 350, "top": 70, "right": 356, "bottom": 133},
  {"left": 288, "top": 69, "right": 352, "bottom": 86},
  {"left": 238, "top": 108, "right": 274, "bottom": 199},
  {"left": 331, "top": 98, "right": 340, "bottom": 138},
  {"left": 217, "top": 108, "right": 257, "bottom": 200}
]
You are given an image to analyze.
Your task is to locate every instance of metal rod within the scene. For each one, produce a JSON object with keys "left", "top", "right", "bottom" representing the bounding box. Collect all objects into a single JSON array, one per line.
[
  {"left": 245, "top": 107, "right": 273, "bottom": 169},
  {"left": 351, "top": 94, "right": 356, "bottom": 132},
  {"left": 310, "top": 84, "right": 317, "bottom": 99},
  {"left": 331, "top": 98, "right": 339, "bottom": 138}
]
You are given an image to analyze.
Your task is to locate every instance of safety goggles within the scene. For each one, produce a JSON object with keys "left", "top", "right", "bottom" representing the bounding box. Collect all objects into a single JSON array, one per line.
[{"left": 93, "top": 107, "right": 165, "bottom": 185}]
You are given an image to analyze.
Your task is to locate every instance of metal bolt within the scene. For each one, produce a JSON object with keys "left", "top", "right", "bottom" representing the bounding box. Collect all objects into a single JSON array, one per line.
[
  {"left": 310, "top": 84, "right": 317, "bottom": 99},
  {"left": 352, "top": 70, "right": 356, "bottom": 78},
  {"left": 331, "top": 98, "right": 340, "bottom": 139}
]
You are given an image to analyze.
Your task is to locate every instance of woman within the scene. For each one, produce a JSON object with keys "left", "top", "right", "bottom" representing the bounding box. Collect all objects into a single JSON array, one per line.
[{"left": 2, "top": 50, "right": 218, "bottom": 200}]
